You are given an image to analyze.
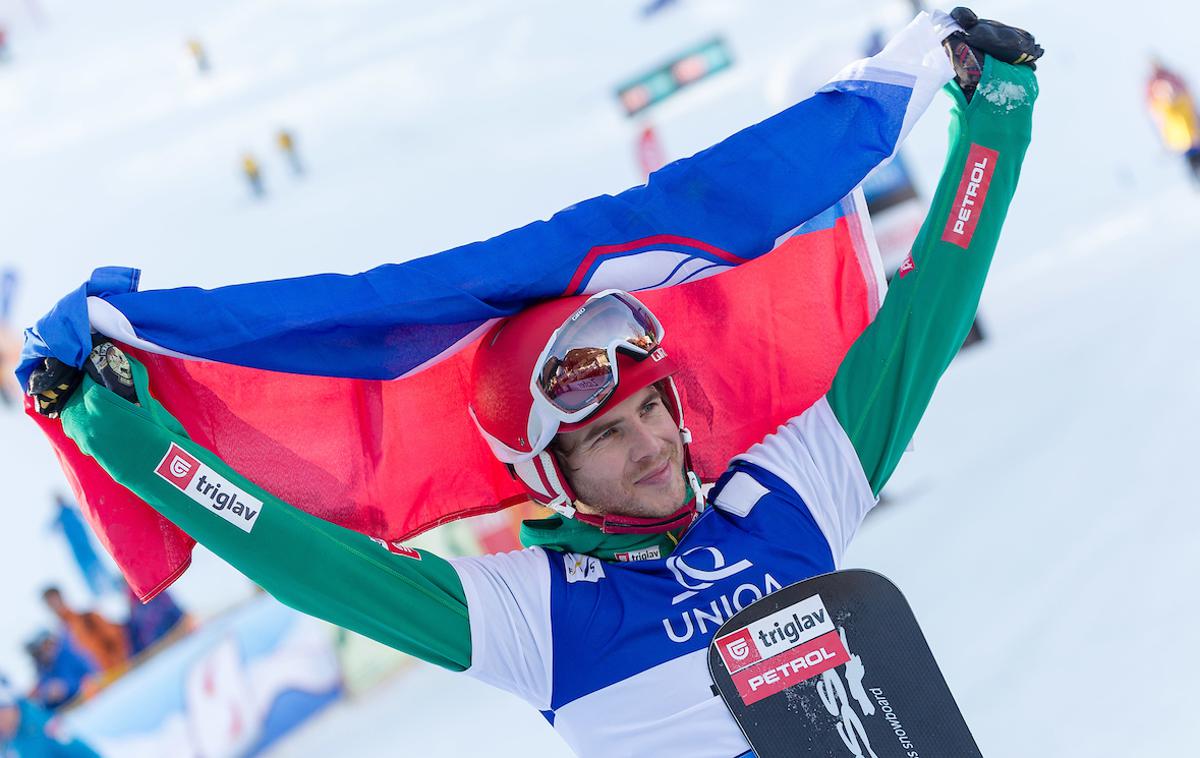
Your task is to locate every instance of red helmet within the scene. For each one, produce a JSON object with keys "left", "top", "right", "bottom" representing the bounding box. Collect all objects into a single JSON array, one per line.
[{"left": 470, "top": 290, "right": 700, "bottom": 533}]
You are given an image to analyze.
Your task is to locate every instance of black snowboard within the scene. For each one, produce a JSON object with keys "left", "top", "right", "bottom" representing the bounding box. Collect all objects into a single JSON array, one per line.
[{"left": 707, "top": 569, "right": 981, "bottom": 757}]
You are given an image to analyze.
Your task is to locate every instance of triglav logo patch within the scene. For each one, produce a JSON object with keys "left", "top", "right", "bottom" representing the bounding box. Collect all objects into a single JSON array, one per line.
[
  {"left": 614, "top": 546, "right": 661, "bottom": 562},
  {"left": 716, "top": 593, "right": 848, "bottom": 705},
  {"left": 154, "top": 443, "right": 262, "bottom": 533}
]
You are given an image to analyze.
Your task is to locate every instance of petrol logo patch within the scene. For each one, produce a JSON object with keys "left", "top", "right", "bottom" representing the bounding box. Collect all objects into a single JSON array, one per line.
[
  {"left": 714, "top": 593, "right": 848, "bottom": 705},
  {"left": 941, "top": 143, "right": 999, "bottom": 249}
]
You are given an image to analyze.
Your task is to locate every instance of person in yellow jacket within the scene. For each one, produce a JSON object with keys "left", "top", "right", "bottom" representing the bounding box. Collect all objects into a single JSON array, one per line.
[
  {"left": 241, "top": 152, "right": 264, "bottom": 197},
  {"left": 1146, "top": 58, "right": 1200, "bottom": 181}
]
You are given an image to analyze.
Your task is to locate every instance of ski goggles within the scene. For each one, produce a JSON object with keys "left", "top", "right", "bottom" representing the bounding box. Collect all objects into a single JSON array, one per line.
[{"left": 530, "top": 289, "right": 665, "bottom": 424}]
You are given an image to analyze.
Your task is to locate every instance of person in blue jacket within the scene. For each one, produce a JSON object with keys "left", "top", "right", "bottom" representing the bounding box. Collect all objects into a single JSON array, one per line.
[
  {"left": 0, "top": 676, "right": 100, "bottom": 758},
  {"left": 24, "top": 634, "right": 95, "bottom": 713}
]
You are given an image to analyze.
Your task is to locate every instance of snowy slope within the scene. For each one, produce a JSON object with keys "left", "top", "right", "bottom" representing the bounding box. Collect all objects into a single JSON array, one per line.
[{"left": 2, "top": 0, "right": 1198, "bottom": 756}]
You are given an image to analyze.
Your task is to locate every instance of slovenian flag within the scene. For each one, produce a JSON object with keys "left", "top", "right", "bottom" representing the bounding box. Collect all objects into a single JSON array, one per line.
[{"left": 18, "top": 13, "right": 957, "bottom": 599}]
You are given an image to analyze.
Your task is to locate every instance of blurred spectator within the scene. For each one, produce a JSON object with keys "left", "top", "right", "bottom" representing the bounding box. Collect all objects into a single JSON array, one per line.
[
  {"left": 124, "top": 586, "right": 192, "bottom": 657},
  {"left": 40, "top": 588, "right": 128, "bottom": 674},
  {"left": 24, "top": 633, "right": 96, "bottom": 712},
  {"left": 0, "top": 323, "right": 18, "bottom": 407},
  {"left": 275, "top": 128, "right": 304, "bottom": 176},
  {"left": 241, "top": 153, "right": 264, "bottom": 197},
  {"left": 0, "top": 675, "right": 101, "bottom": 757},
  {"left": 186, "top": 38, "right": 209, "bottom": 73},
  {"left": 1146, "top": 58, "right": 1200, "bottom": 182},
  {"left": 0, "top": 268, "right": 21, "bottom": 406},
  {"left": 50, "top": 497, "right": 121, "bottom": 598},
  {"left": 0, "top": 26, "right": 10, "bottom": 64}
]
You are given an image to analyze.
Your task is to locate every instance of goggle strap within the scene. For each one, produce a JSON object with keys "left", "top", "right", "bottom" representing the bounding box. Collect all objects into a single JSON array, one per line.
[{"left": 687, "top": 469, "right": 707, "bottom": 513}]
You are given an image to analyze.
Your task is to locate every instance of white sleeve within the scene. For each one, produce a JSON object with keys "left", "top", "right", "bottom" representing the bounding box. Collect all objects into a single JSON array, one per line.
[
  {"left": 732, "top": 396, "right": 876, "bottom": 565},
  {"left": 449, "top": 547, "right": 554, "bottom": 710},
  {"left": 820, "top": 10, "right": 959, "bottom": 157}
]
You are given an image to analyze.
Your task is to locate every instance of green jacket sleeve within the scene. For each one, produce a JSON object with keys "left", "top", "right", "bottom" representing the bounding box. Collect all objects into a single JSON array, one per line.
[
  {"left": 59, "top": 357, "right": 472, "bottom": 671},
  {"left": 828, "top": 58, "right": 1038, "bottom": 495}
]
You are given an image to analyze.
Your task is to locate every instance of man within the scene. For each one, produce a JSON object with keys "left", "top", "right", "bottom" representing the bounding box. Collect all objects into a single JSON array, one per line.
[
  {"left": 40, "top": 588, "right": 128, "bottom": 675},
  {"left": 29, "top": 10, "right": 1040, "bottom": 757},
  {"left": 0, "top": 677, "right": 101, "bottom": 758}
]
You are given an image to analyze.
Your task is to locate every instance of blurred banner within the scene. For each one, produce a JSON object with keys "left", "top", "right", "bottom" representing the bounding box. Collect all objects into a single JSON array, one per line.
[
  {"left": 861, "top": 153, "right": 925, "bottom": 274},
  {"left": 64, "top": 595, "right": 341, "bottom": 758},
  {"left": 616, "top": 37, "right": 733, "bottom": 116}
]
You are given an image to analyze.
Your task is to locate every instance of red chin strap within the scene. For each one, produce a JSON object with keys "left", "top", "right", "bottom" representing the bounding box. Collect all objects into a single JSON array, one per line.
[
  {"left": 566, "top": 440, "right": 705, "bottom": 535},
  {"left": 573, "top": 496, "right": 698, "bottom": 534}
]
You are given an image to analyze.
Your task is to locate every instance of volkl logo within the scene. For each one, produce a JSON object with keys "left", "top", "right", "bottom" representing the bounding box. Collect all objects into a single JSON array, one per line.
[
  {"left": 666, "top": 546, "right": 753, "bottom": 604},
  {"left": 154, "top": 443, "right": 263, "bottom": 533}
]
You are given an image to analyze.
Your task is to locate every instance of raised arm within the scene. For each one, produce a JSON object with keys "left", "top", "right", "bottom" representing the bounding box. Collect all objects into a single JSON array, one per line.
[
  {"left": 59, "top": 356, "right": 473, "bottom": 671},
  {"left": 828, "top": 57, "right": 1038, "bottom": 496}
]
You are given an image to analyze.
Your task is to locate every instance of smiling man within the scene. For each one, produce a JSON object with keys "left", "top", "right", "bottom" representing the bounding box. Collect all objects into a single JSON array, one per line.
[
  {"left": 28, "top": 11, "right": 1040, "bottom": 758},
  {"left": 558, "top": 386, "right": 687, "bottom": 519}
]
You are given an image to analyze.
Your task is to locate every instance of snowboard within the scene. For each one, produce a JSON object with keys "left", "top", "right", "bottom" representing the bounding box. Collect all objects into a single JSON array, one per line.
[{"left": 707, "top": 569, "right": 981, "bottom": 757}]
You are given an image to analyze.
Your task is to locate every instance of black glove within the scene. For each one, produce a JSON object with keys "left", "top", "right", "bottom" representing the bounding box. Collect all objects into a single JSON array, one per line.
[
  {"left": 27, "top": 357, "right": 84, "bottom": 418},
  {"left": 27, "top": 340, "right": 138, "bottom": 417},
  {"left": 943, "top": 8, "right": 1042, "bottom": 102},
  {"left": 949, "top": 8, "right": 1042, "bottom": 69}
]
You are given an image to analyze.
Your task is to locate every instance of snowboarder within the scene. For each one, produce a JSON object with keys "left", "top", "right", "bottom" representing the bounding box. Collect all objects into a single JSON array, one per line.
[
  {"left": 1146, "top": 58, "right": 1200, "bottom": 183},
  {"left": 186, "top": 37, "right": 209, "bottom": 74},
  {"left": 275, "top": 128, "right": 304, "bottom": 176},
  {"left": 28, "top": 9, "right": 1040, "bottom": 756},
  {"left": 241, "top": 152, "right": 264, "bottom": 198}
]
